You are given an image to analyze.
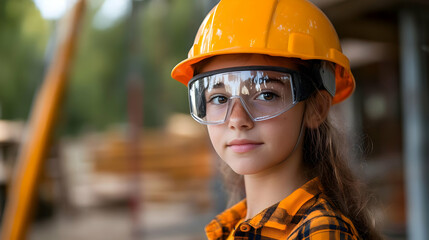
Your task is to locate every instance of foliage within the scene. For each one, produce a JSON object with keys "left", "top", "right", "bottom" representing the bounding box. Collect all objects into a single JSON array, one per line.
[
  {"left": 0, "top": 0, "right": 50, "bottom": 120},
  {"left": 0, "top": 0, "right": 215, "bottom": 135}
]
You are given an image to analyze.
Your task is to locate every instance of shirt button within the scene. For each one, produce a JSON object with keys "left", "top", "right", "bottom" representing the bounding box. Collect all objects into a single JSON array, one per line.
[{"left": 239, "top": 223, "right": 251, "bottom": 232}]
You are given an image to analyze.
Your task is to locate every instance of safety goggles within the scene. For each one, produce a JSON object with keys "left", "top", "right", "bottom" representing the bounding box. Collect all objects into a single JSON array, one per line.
[{"left": 188, "top": 66, "right": 318, "bottom": 125}]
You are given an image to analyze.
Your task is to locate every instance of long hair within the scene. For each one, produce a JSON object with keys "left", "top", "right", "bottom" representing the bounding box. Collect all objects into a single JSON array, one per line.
[
  {"left": 302, "top": 93, "right": 382, "bottom": 239},
  {"left": 219, "top": 91, "right": 382, "bottom": 239}
]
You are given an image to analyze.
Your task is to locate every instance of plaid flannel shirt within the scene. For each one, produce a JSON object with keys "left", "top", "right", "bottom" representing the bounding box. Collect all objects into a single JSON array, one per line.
[{"left": 205, "top": 178, "right": 361, "bottom": 240}]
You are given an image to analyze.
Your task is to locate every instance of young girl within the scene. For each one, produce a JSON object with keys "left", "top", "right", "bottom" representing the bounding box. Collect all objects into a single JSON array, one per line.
[{"left": 171, "top": 0, "right": 381, "bottom": 239}]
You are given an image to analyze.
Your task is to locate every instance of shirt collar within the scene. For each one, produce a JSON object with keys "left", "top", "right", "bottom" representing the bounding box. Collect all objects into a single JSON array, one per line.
[
  {"left": 205, "top": 199, "right": 247, "bottom": 239},
  {"left": 205, "top": 177, "right": 323, "bottom": 238}
]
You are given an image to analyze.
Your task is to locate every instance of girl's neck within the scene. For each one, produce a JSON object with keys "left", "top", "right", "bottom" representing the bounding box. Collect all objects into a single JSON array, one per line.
[{"left": 243, "top": 144, "right": 308, "bottom": 220}]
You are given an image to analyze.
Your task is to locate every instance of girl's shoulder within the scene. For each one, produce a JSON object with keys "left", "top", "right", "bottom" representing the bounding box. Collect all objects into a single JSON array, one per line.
[{"left": 287, "top": 195, "right": 361, "bottom": 240}]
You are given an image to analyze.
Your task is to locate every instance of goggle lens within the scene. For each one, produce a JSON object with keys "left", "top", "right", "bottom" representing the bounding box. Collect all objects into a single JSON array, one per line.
[{"left": 189, "top": 66, "right": 307, "bottom": 125}]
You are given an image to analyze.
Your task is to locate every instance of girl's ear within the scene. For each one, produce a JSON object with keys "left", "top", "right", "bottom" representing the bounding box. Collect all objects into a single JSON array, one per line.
[{"left": 305, "top": 90, "right": 332, "bottom": 129}]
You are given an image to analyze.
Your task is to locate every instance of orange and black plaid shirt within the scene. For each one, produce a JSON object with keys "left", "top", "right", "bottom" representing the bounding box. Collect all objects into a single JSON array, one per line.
[{"left": 205, "top": 178, "right": 361, "bottom": 240}]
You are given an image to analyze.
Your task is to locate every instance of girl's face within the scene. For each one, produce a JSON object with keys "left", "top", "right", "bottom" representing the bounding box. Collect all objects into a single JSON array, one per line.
[{"left": 199, "top": 54, "right": 306, "bottom": 176}]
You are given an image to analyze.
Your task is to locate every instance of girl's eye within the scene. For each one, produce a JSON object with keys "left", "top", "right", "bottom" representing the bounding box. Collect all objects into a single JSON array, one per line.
[
  {"left": 256, "top": 92, "right": 278, "bottom": 101},
  {"left": 209, "top": 95, "right": 228, "bottom": 104}
]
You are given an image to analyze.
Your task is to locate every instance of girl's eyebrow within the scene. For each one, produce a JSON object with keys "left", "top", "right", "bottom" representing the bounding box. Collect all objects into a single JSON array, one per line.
[
  {"left": 208, "top": 75, "right": 287, "bottom": 90},
  {"left": 253, "top": 78, "right": 284, "bottom": 85},
  {"left": 211, "top": 82, "right": 225, "bottom": 89}
]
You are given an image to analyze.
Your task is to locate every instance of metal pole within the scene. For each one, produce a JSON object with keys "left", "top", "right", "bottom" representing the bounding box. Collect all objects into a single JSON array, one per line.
[{"left": 399, "top": 9, "right": 429, "bottom": 240}]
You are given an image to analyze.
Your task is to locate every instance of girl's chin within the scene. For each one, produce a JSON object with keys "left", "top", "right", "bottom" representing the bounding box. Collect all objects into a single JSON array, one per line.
[{"left": 226, "top": 162, "right": 264, "bottom": 176}]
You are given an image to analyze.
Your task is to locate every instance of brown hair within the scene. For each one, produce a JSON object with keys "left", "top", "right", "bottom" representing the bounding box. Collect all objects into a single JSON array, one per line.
[{"left": 303, "top": 93, "right": 382, "bottom": 239}]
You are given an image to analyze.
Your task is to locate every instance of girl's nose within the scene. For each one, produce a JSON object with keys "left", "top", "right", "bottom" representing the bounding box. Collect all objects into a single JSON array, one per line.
[{"left": 227, "top": 99, "right": 254, "bottom": 130}]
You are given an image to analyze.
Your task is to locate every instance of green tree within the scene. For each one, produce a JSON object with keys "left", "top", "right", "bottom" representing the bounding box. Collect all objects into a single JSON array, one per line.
[{"left": 0, "top": 0, "right": 50, "bottom": 120}]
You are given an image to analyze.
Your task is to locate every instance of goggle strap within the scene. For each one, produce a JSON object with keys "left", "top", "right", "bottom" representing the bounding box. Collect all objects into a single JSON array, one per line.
[
  {"left": 292, "top": 71, "right": 317, "bottom": 102},
  {"left": 293, "top": 61, "right": 337, "bottom": 102},
  {"left": 311, "top": 61, "right": 336, "bottom": 97}
]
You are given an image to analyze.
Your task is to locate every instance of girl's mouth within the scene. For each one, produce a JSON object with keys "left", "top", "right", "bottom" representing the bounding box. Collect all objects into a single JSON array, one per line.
[{"left": 227, "top": 139, "right": 263, "bottom": 153}]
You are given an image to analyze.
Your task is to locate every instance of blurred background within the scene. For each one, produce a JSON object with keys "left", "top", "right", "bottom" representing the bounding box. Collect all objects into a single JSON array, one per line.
[{"left": 0, "top": 0, "right": 428, "bottom": 239}]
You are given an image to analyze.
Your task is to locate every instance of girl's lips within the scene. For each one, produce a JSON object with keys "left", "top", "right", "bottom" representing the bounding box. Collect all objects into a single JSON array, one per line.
[{"left": 227, "top": 139, "right": 263, "bottom": 153}]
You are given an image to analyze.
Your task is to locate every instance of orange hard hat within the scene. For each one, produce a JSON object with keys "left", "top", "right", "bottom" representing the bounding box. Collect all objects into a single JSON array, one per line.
[{"left": 171, "top": 0, "right": 355, "bottom": 104}]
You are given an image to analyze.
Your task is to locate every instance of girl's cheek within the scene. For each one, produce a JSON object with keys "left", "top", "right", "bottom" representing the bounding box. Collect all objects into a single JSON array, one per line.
[{"left": 207, "top": 126, "right": 223, "bottom": 149}]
